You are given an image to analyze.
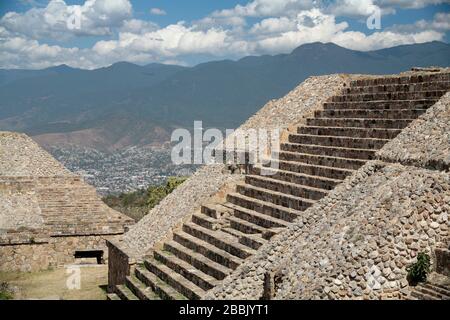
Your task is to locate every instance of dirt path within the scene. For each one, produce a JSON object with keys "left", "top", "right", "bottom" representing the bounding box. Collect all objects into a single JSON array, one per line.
[{"left": 0, "top": 265, "right": 108, "bottom": 300}]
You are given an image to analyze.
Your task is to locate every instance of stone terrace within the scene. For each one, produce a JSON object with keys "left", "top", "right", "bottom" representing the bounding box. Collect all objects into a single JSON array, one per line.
[{"left": 0, "top": 132, "right": 134, "bottom": 272}]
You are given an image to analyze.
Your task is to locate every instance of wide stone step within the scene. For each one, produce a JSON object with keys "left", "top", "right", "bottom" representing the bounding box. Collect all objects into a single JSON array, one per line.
[
  {"left": 226, "top": 215, "right": 270, "bottom": 235},
  {"left": 201, "top": 204, "right": 232, "bottom": 220},
  {"left": 422, "top": 283, "right": 450, "bottom": 297},
  {"left": 245, "top": 174, "right": 328, "bottom": 201},
  {"left": 277, "top": 151, "right": 366, "bottom": 170},
  {"left": 145, "top": 257, "right": 206, "bottom": 300},
  {"left": 306, "top": 118, "right": 413, "bottom": 129},
  {"left": 236, "top": 183, "right": 314, "bottom": 212},
  {"left": 250, "top": 165, "right": 342, "bottom": 190},
  {"left": 315, "top": 109, "right": 426, "bottom": 119},
  {"left": 172, "top": 230, "right": 243, "bottom": 270},
  {"left": 289, "top": 134, "right": 388, "bottom": 150},
  {"left": 297, "top": 126, "right": 402, "bottom": 139},
  {"left": 183, "top": 222, "right": 255, "bottom": 259},
  {"left": 135, "top": 265, "right": 188, "bottom": 300},
  {"left": 344, "top": 81, "right": 450, "bottom": 94},
  {"left": 226, "top": 201, "right": 292, "bottom": 228},
  {"left": 106, "top": 293, "right": 121, "bottom": 300},
  {"left": 227, "top": 192, "right": 300, "bottom": 225},
  {"left": 163, "top": 240, "right": 231, "bottom": 280},
  {"left": 323, "top": 100, "right": 436, "bottom": 110},
  {"left": 221, "top": 227, "right": 267, "bottom": 250},
  {"left": 125, "top": 275, "right": 160, "bottom": 300},
  {"left": 331, "top": 90, "right": 447, "bottom": 102},
  {"left": 281, "top": 143, "right": 376, "bottom": 162},
  {"left": 115, "top": 284, "right": 139, "bottom": 300},
  {"left": 411, "top": 289, "right": 440, "bottom": 300},
  {"left": 350, "top": 74, "right": 450, "bottom": 86},
  {"left": 153, "top": 250, "right": 219, "bottom": 291},
  {"left": 192, "top": 213, "right": 220, "bottom": 230},
  {"left": 414, "top": 284, "right": 450, "bottom": 300}
]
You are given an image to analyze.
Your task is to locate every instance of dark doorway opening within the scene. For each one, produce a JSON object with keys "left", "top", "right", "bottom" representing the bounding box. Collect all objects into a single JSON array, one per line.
[{"left": 74, "top": 250, "right": 104, "bottom": 264}]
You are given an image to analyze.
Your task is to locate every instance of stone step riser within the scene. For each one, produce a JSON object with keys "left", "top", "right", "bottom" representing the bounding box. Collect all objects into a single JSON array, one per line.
[
  {"left": 232, "top": 206, "right": 292, "bottom": 228},
  {"left": 172, "top": 233, "right": 240, "bottom": 270},
  {"left": 316, "top": 109, "right": 426, "bottom": 119},
  {"left": 280, "top": 143, "right": 375, "bottom": 162},
  {"left": 222, "top": 227, "right": 266, "bottom": 250},
  {"left": 106, "top": 293, "right": 121, "bottom": 301},
  {"left": 344, "top": 82, "right": 450, "bottom": 94},
  {"left": 192, "top": 214, "right": 217, "bottom": 230},
  {"left": 331, "top": 90, "right": 446, "bottom": 102},
  {"left": 182, "top": 224, "right": 252, "bottom": 260},
  {"left": 277, "top": 152, "right": 365, "bottom": 170},
  {"left": 236, "top": 184, "right": 311, "bottom": 213},
  {"left": 250, "top": 165, "right": 340, "bottom": 190},
  {"left": 125, "top": 277, "right": 155, "bottom": 300},
  {"left": 144, "top": 259, "right": 203, "bottom": 300},
  {"left": 135, "top": 267, "right": 184, "bottom": 300},
  {"left": 163, "top": 242, "right": 228, "bottom": 280},
  {"left": 227, "top": 194, "right": 299, "bottom": 222},
  {"left": 297, "top": 126, "right": 402, "bottom": 140},
  {"left": 351, "top": 74, "right": 450, "bottom": 86},
  {"left": 415, "top": 285, "right": 450, "bottom": 300},
  {"left": 153, "top": 251, "right": 216, "bottom": 291},
  {"left": 306, "top": 118, "right": 412, "bottom": 129},
  {"left": 422, "top": 283, "right": 450, "bottom": 297},
  {"left": 323, "top": 100, "right": 435, "bottom": 110},
  {"left": 115, "top": 285, "right": 138, "bottom": 301},
  {"left": 289, "top": 134, "right": 387, "bottom": 150},
  {"left": 245, "top": 175, "right": 326, "bottom": 201},
  {"left": 237, "top": 234, "right": 264, "bottom": 250},
  {"left": 227, "top": 217, "right": 265, "bottom": 235}
]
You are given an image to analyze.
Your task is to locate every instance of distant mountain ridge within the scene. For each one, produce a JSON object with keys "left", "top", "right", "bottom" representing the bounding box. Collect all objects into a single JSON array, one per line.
[{"left": 0, "top": 41, "right": 449, "bottom": 151}]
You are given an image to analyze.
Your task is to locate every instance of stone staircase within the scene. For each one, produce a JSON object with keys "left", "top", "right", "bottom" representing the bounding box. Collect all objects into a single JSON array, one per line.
[
  {"left": 409, "top": 246, "right": 450, "bottom": 300},
  {"left": 108, "top": 72, "right": 450, "bottom": 300},
  {"left": 409, "top": 280, "right": 450, "bottom": 300}
]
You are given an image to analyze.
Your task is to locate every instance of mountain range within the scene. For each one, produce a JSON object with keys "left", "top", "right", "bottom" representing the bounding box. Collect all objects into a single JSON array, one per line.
[{"left": 1, "top": 41, "right": 449, "bottom": 151}]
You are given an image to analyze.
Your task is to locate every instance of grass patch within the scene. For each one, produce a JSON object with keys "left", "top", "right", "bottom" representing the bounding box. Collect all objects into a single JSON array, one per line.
[{"left": 0, "top": 265, "right": 108, "bottom": 300}]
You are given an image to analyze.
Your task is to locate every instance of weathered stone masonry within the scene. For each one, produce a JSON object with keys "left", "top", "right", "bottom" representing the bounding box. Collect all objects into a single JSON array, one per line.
[
  {"left": 0, "top": 132, "right": 134, "bottom": 272},
  {"left": 107, "top": 69, "right": 450, "bottom": 300}
]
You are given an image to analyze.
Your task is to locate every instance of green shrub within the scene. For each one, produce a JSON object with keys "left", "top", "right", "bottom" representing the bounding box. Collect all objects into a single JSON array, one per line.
[
  {"left": 0, "top": 282, "right": 13, "bottom": 300},
  {"left": 406, "top": 252, "right": 431, "bottom": 286},
  {"left": 103, "top": 176, "right": 188, "bottom": 221}
]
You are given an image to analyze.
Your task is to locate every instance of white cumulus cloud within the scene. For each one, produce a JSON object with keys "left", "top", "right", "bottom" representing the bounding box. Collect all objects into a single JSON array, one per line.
[{"left": 150, "top": 8, "right": 167, "bottom": 16}]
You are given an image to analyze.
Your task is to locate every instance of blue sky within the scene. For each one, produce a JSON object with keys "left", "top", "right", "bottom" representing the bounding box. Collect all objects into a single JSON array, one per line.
[{"left": 0, "top": 0, "right": 449, "bottom": 69}]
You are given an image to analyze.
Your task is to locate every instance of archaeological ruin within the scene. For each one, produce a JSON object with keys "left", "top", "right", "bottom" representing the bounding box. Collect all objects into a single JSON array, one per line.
[
  {"left": 0, "top": 132, "right": 134, "bottom": 272},
  {"left": 106, "top": 68, "right": 450, "bottom": 300}
]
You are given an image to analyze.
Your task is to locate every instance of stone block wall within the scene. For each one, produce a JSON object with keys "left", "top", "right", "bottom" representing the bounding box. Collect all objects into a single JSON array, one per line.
[{"left": 0, "top": 234, "right": 117, "bottom": 272}]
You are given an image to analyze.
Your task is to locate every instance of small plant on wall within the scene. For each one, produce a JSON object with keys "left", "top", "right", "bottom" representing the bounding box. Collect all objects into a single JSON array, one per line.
[{"left": 406, "top": 252, "right": 431, "bottom": 286}]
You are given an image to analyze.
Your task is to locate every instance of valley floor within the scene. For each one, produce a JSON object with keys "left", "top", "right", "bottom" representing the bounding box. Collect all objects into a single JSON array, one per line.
[{"left": 0, "top": 265, "right": 108, "bottom": 300}]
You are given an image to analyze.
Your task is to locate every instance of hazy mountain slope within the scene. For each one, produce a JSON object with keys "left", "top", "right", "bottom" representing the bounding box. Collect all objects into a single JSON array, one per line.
[{"left": 0, "top": 41, "right": 449, "bottom": 150}]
